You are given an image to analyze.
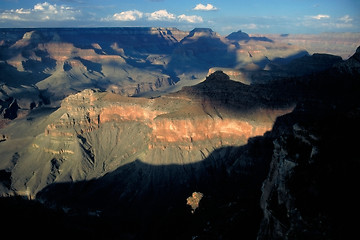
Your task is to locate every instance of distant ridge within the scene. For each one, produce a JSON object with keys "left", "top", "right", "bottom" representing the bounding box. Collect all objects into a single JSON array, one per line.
[
  {"left": 226, "top": 30, "right": 273, "bottom": 42},
  {"left": 257, "top": 32, "right": 360, "bottom": 59},
  {"left": 0, "top": 27, "right": 358, "bottom": 126}
]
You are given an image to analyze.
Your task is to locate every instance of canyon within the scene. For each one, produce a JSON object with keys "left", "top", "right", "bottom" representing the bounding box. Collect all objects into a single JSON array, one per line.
[
  {"left": 0, "top": 71, "right": 294, "bottom": 198},
  {"left": 2, "top": 27, "right": 358, "bottom": 118},
  {"left": 0, "top": 27, "right": 359, "bottom": 239}
]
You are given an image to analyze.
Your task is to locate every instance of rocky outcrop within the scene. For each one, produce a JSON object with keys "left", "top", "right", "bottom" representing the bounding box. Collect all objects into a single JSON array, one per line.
[
  {"left": 257, "top": 47, "right": 360, "bottom": 240},
  {"left": 258, "top": 103, "right": 360, "bottom": 240},
  {"left": 187, "top": 192, "right": 204, "bottom": 213}
]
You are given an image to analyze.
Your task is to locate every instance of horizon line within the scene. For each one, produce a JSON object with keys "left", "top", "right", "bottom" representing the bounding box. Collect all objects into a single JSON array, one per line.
[{"left": 1, "top": 26, "right": 359, "bottom": 36}]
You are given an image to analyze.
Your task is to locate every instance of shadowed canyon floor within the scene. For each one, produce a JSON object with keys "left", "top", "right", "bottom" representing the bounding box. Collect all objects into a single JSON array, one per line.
[{"left": 0, "top": 28, "right": 360, "bottom": 239}]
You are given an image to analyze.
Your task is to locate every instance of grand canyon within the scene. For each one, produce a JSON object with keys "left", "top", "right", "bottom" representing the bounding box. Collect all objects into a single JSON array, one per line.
[{"left": 1, "top": 27, "right": 359, "bottom": 239}]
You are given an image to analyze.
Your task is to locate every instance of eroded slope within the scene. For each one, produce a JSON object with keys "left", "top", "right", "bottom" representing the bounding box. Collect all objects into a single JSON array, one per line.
[{"left": 0, "top": 71, "right": 293, "bottom": 198}]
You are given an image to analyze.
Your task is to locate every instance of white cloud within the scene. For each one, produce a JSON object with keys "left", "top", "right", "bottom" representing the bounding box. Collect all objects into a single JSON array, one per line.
[
  {"left": 103, "top": 9, "right": 203, "bottom": 24},
  {"left": 301, "top": 14, "right": 355, "bottom": 30},
  {"left": 0, "top": 2, "right": 79, "bottom": 22},
  {"left": 34, "top": 3, "right": 46, "bottom": 11},
  {"left": 178, "top": 14, "right": 203, "bottom": 23},
  {"left": 193, "top": 3, "right": 217, "bottom": 11},
  {"left": 112, "top": 10, "right": 143, "bottom": 21},
  {"left": 339, "top": 15, "right": 352, "bottom": 23},
  {"left": 15, "top": 8, "right": 31, "bottom": 14},
  {"left": 147, "top": 9, "right": 176, "bottom": 21},
  {"left": 0, "top": 12, "right": 23, "bottom": 21},
  {"left": 310, "top": 14, "right": 330, "bottom": 20}
]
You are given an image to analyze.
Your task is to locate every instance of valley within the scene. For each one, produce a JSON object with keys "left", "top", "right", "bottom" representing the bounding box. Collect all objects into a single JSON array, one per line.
[{"left": 0, "top": 27, "right": 359, "bottom": 239}]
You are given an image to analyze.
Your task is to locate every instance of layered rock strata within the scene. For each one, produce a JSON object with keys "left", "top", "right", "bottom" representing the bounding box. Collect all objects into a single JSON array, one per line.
[{"left": 0, "top": 72, "right": 293, "bottom": 199}]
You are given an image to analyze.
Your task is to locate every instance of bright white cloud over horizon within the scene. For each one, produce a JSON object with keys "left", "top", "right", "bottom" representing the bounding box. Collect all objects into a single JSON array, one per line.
[
  {"left": 0, "top": 0, "right": 359, "bottom": 35},
  {"left": 193, "top": 3, "right": 217, "bottom": 11}
]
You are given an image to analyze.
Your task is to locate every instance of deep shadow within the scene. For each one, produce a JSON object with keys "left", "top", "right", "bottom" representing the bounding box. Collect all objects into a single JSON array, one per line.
[
  {"left": 22, "top": 57, "right": 57, "bottom": 74},
  {"left": 74, "top": 57, "right": 104, "bottom": 76},
  {"left": 271, "top": 50, "right": 309, "bottom": 65},
  {"left": 35, "top": 134, "right": 274, "bottom": 240},
  {"left": 51, "top": 27, "right": 181, "bottom": 55},
  {"left": 0, "top": 61, "right": 51, "bottom": 87},
  {"left": 0, "top": 196, "right": 141, "bottom": 240},
  {"left": 242, "top": 51, "right": 345, "bottom": 85},
  {"left": 257, "top": 99, "right": 360, "bottom": 240},
  {"left": 167, "top": 29, "right": 238, "bottom": 74}
]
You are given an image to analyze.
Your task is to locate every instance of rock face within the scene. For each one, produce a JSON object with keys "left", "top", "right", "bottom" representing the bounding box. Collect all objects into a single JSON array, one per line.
[
  {"left": 257, "top": 46, "right": 360, "bottom": 240},
  {"left": 0, "top": 70, "right": 296, "bottom": 239},
  {"left": 258, "top": 104, "right": 360, "bottom": 239},
  {"left": 1, "top": 72, "right": 293, "bottom": 198}
]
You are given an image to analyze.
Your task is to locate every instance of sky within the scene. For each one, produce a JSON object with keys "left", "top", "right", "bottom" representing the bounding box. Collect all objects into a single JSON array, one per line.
[{"left": 0, "top": 0, "right": 359, "bottom": 35}]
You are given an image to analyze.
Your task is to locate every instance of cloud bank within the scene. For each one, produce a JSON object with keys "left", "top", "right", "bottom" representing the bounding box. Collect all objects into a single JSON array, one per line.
[
  {"left": 106, "top": 9, "right": 203, "bottom": 23},
  {"left": 2, "top": 2, "right": 206, "bottom": 25},
  {"left": 0, "top": 2, "right": 80, "bottom": 22},
  {"left": 147, "top": 9, "right": 176, "bottom": 21},
  {"left": 112, "top": 10, "right": 143, "bottom": 21},
  {"left": 178, "top": 14, "right": 203, "bottom": 23}
]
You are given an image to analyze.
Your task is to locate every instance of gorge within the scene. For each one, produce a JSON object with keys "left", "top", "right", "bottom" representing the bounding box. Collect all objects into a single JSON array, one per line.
[{"left": 0, "top": 28, "right": 359, "bottom": 239}]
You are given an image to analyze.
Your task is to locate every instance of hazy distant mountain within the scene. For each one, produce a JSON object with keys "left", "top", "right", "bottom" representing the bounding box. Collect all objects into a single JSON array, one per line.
[
  {"left": 226, "top": 30, "right": 251, "bottom": 41},
  {"left": 258, "top": 32, "right": 360, "bottom": 59},
  {"left": 226, "top": 30, "right": 273, "bottom": 42}
]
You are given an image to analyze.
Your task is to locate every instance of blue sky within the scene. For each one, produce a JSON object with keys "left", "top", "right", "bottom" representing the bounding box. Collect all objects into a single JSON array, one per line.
[{"left": 0, "top": 0, "right": 359, "bottom": 35}]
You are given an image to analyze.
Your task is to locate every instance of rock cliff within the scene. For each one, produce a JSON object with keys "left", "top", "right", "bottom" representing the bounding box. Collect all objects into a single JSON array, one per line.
[
  {"left": 1, "top": 72, "right": 293, "bottom": 198},
  {"left": 0, "top": 70, "right": 299, "bottom": 239},
  {"left": 257, "top": 46, "right": 360, "bottom": 240}
]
